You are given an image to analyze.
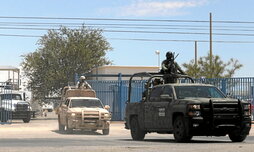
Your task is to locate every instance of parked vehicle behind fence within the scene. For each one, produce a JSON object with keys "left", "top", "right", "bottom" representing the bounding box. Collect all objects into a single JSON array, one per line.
[{"left": 0, "top": 91, "right": 31, "bottom": 123}]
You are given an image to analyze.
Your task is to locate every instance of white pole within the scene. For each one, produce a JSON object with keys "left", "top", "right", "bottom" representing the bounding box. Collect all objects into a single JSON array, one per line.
[{"left": 155, "top": 50, "right": 160, "bottom": 70}]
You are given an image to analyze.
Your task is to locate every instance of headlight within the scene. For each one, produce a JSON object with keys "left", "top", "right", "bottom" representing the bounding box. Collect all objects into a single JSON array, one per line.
[
  {"left": 188, "top": 104, "right": 201, "bottom": 110},
  {"left": 71, "top": 113, "right": 76, "bottom": 117},
  {"left": 188, "top": 104, "right": 201, "bottom": 117},
  {"left": 188, "top": 111, "right": 201, "bottom": 117},
  {"left": 104, "top": 113, "right": 109, "bottom": 117},
  {"left": 243, "top": 104, "right": 250, "bottom": 110},
  {"left": 243, "top": 104, "right": 251, "bottom": 116},
  {"left": 102, "top": 113, "right": 111, "bottom": 120}
]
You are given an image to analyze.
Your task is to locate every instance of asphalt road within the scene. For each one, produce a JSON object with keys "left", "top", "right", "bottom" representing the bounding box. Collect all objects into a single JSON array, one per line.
[{"left": 0, "top": 113, "right": 254, "bottom": 152}]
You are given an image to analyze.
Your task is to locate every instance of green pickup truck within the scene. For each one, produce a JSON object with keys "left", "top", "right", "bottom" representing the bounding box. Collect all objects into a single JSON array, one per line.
[{"left": 125, "top": 73, "right": 252, "bottom": 142}]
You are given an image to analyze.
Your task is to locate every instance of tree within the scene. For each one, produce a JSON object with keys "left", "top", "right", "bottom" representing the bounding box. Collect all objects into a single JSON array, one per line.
[
  {"left": 182, "top": 53, "right": 242, "bottom": 78},
  {"left": 22, "top": 26, "right": 112, "bottom": 99}
]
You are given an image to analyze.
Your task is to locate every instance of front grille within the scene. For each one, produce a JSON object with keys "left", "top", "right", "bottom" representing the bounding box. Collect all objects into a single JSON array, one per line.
[
  {"left": 201, "top": 100, "right": 241, "bottom": 126},
  {"left": 203, "top": 102, "right": 239, "bottom": 117},
  {"left": 82, "top": 111, "right": 99, "bottom": 123},
  {"left": 16, "top": 104, "right": 29, "bottom": 111}
]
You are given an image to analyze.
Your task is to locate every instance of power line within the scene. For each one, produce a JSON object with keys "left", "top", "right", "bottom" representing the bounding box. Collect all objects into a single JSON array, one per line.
[
  {"left": 1, "top": 21, "right": 254, "bottom": 33},
  {"left": 2, "top": 26, "right": 254, "bottom": 37},
  {"left": 0, "top": 33, "right": 40, "bottom": 37},
  {"left": 1, "top": 16, "right": 254, "bottom": 24},
  {"left": 109, "top": 38, "right": 254, "bottom": 43},
  {"left": 0, "top": 26, "right": 210, "bottom": 31},
  {"left": 103, "top": 30, "right": 254, "bottom": 37},
  {"left": 1, "top": 21, "right": 254, "bottom": 32},
  {"left": 0, "top": 16, "right": 209, "bottom": 23},
  {"left": 0, "top": 33, "right": 253, "bottom": 44},
  {"left": 0, "top": 21, "right": 247, "bottom": 28}
]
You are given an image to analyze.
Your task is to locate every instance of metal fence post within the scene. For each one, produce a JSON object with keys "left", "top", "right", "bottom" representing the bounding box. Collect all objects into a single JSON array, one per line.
[
  {"left": 118, "top": 73, "right": 123, "bottom": 120},
  {"left": 74, "top": 73, "right": 79, "bottom": 84},
  {"left": 221, "top": 78, "right": 227, "bottom": 94}
]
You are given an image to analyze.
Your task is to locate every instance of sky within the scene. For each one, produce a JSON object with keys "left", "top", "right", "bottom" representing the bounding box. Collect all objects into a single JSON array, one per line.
[{"left": 0, "top": 0, "right": 254, "bottom": 77}]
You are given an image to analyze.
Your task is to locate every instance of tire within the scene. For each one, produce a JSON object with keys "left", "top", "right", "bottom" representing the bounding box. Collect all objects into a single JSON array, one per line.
[
  {"left": 23, "top": 117, "right": 30, "bottom": 123},
  {"left": 173, "top": 115, "right": 192, "bottom": 142},
  {"left": 65, "top": 119, "right": 73, "bottom": 134},
  {"left": 229, "top": 130, "right": 247, "bottom": 142},
  {"left": 58, "top": 115, "right": 65, "bottom": 131},
  {"left": 48, "top": 109, "right": 53, "bottom": 112},
  {"left": 23, "top": 112, "right": 31, "bottom": 123},
  {"left": 130, "top": 117, "right": 145, "bottom": 141},
  {"left": 66, "top": 127, "right": 73, "bottom": 134},
  {"left": 102, "top": 128, "right": 109, "bottom": 135}
]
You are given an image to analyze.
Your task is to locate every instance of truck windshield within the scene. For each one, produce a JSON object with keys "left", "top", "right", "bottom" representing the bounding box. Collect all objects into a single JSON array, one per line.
[
  {"left": 0, "top": 94, "right": 22, "bottom": 100},
  {"left": 174, "top": 86, "right": 225, "bottom": 99},
  {"left": 70, "top": 99, "right": 103, "bottom": 108}
]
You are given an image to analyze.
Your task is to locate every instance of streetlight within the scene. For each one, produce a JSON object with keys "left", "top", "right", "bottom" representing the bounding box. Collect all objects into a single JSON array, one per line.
[{"left": 155, "top": 50, "right": 160, "bottom": 70}]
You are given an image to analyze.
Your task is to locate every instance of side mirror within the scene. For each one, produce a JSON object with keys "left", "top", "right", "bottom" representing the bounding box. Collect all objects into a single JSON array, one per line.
[
  {"left": 104, "top": 105, "right": 110, "bottom": 111},
  {"left": 23, "top": 93, "right": 26, "bottom": 101},
  {"left": 226, "top": 93, "right": 233, "bottom": 98},
  {"left": 160, "top": 94, "right": 173, "bottom": 100}
]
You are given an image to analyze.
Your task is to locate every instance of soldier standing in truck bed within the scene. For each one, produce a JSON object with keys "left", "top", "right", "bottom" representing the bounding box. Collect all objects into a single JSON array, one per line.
[
  {"left": 77, "top": 76, "right": 91, "bottom": 89},
  {"left": 161, "top": 51, "right": 186, "bottom": 83}
]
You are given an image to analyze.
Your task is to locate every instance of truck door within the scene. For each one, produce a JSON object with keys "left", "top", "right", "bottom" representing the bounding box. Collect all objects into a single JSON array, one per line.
[
  {"left": 160, "top": 86, "right": 174, "bottom": 130},
  {"left": 144, "top": 86, "right": 163, "bottom": 129},
  {"left": 60, "top": 99, "right": 70, "bottom": 125}
]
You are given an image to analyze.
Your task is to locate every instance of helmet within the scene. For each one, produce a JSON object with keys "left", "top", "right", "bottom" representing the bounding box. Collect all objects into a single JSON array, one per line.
[
  {"left": 80, "top": 76, "right": 86, "bottom": 80},
  {"left": 166, "top": 51, "right": 173, "bottom": 59}
]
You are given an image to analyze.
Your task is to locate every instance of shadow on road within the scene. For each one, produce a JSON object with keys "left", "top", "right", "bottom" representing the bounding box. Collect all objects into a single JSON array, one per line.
[
  {"left": 52, "top": 129, "right": 106, "bottom": 136},
  {"left": 119, "top": 138, "right": 232, "bottom": 144}
]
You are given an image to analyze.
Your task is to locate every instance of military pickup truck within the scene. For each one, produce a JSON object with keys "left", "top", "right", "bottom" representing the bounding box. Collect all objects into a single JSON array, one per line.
[
  {"left": 57, "top": 86, "right": 111, "bottom": 135},
  {"left": 125, "top": 72, "right": 252, "bottom": 142}
]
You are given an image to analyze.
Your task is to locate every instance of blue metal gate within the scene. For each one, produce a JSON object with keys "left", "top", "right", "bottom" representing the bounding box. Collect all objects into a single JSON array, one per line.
[
  {"left": 0, "top": 82, "right": 12, "bottom": 124},
  {"left": 87, "top": 77, "right": 254, "bottom": 121}
]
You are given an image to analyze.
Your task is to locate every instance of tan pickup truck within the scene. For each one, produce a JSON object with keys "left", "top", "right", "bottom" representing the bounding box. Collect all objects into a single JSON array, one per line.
[{"left": 56, "top": 87, "right": 111, "bottom": 135}]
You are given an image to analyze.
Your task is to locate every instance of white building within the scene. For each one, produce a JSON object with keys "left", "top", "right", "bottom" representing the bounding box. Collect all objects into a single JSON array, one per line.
[
  {"left": 0, "top": 66, "right": 20, "bottom": 87},
  {"left": 90, "top": 65, "right": 160, "bottom": 80}
]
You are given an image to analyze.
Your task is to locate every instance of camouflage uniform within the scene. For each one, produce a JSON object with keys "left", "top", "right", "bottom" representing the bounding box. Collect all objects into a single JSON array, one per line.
[
  {"left": 77, "top": 76, "right": 91, "bottom": 89},
  {"left": 161, "top": 52, "right": 185, "bottom": 83}
]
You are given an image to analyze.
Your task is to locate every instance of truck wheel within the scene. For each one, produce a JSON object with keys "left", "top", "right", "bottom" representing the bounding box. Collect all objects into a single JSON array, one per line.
[
  {"left": 130, "top": 117, "right": 145, "bottom": 141},
  {"left": 102, "top": 128, "right": 109, "bottom": 135},
  {"left": 173, "top": 115, "right": 192, "bottom": 142},
  {"left": 66, "top": 126, "right": 73, "bottom": 134},
  {"left": 66, "top": 119, "right": 73, "bottom": 134},
  {"left": 229, "top": 130, "right": 247, "bottom": 142},
  {"left": 58, "top": 115, "right": 65, "bottom": 131},
  {"left": 23, "top": 117, "right": 30, "bottom": 123}
]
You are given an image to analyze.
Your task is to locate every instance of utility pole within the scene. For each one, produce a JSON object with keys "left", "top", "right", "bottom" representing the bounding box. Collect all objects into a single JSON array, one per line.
[
  {"left": 195, "top": 41, "right": 198, "bottom": 66},
  {"left": 209, "top": 13, "right": 213, "bottom": 70}
]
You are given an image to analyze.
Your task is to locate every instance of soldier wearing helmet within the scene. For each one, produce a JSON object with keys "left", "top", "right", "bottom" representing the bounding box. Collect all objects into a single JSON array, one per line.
[
  {"left": 161, "top": 51, "right": 186, "bottom": 83},
  {"left": 77, "top": 76, "right": 91, "bottom": 89}
]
